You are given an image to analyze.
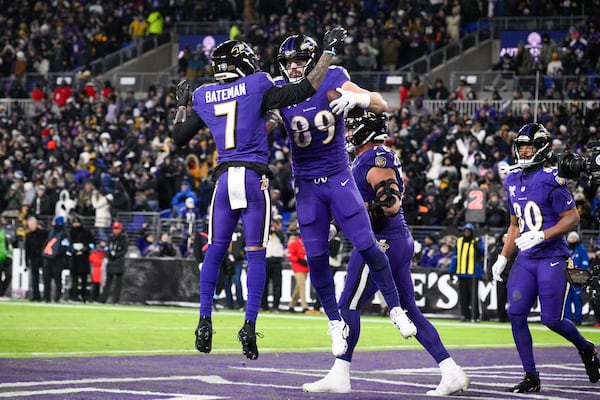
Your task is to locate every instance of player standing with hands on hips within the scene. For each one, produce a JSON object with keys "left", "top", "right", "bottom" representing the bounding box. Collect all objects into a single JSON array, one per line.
[
  {"left": 172, "top": 27, "right": 348, "bottom": 360},
  {"left": 491, "top": 123, "right": 600, "bottom": 392}
]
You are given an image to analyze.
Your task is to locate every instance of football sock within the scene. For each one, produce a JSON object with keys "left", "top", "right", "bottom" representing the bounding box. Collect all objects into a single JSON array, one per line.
[
  {"left": 199, "top": 242, "right": 229, "bottom": 317},
  {"left": 245, "top": 249, "right": 266, "bottom": 322}
]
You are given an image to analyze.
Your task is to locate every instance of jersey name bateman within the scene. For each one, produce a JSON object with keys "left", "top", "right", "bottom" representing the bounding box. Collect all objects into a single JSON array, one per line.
[{"left": 205, "top": 82, "right": 247, "bottom": 103}]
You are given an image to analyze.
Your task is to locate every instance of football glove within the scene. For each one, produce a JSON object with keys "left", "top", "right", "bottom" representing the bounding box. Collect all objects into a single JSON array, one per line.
[
  {"left": 329, "top": 88, "right": 370, "bottom": 116},
  {"left": 176, "top": 80, "right": 191, "bottom": 107},
  {"left": 515, "top": 230, "right": 545, "bottom": 251},
  {"left": 323, "top": 27, "right": 348, "bottom": 55},
  {"left": 492, "top": 255, "right": 507, "bottom": 282}
]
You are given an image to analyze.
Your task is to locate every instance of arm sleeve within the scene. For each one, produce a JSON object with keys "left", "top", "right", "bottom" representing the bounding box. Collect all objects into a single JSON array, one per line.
[
  {"left": 260, "top": 79, "right": 316, "bottom": 115},
  {"left": 173, "top": 110, "right": 204, "bottom": 147}
]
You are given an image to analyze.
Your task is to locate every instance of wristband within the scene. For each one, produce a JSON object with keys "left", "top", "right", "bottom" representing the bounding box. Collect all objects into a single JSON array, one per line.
[
  {"left": 323, "top": 50, "right": 336, "bottom": 55},
  {"left": 356, "top": 93, "right": 371, "bottom": 108}
]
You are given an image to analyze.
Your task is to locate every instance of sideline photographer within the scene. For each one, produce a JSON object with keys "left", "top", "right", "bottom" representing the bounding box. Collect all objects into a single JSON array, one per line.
[{"left": 558, "top": 142, "right": 600, "bottom": 327}]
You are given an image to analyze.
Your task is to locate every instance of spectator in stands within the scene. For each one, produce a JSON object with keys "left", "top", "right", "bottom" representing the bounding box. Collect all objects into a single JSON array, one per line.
[
  {"left": 420, "top": 234, "right": 441, "bottom": 268},
  {"left": 515, "top": 41, "right": 533, "bottom": 75},
  {"left": 99, "top": 221, "right": 128, "bottom": 304},
  {"left": 486, "top": 192, "right": 510, "bottom": 228},
  {"left": 171, "top": 180, "right": 198, "bottom": 216},
  {"left": 147, "top": 8, "right": 164, "bottom": 35},
  {"left": 445, "top": 4, "right": 461, "bottom": 43},
  {"left": 539, "top": 33, "right": 557, "bottom": 67},
  {"left": 92, "top": 189, "right": 112, "bottom": 242},
  {"left": 55, "top": 189, "right": 76, "bottom": 219},
  {"left": 152, "top": 232, "right": 179, "bottom": 258},
  {"left": 379, "top": 31, "right": 401, "bottom": 71},
  {"left": 546, "top": 51, "right": 564, "bottom": 76},
  {"left": 428, "top": 78, "right": 450, "bottom": 100},
  {"left": 31, "top": 185, "right": 53, "bottom": 217},
  {"left": 187, "top": 43, "right": 209, "bottom": 78},
  {"left": 129, "top": 14, "right": 148, "bottom": 56},
  {"left": 435, "top": 242, "right": 454, "bottom": 271},
  {"left": 408, "top": 76, "right": 426, "bottom": 102}
]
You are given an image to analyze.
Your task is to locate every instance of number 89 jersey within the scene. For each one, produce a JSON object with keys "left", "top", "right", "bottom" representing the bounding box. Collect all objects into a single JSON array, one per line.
[
  {"left": 504, "top": 166, "right": 574, "bottom": 259},
  {"left": 277, "top": 66, "right": 350, "bottom": 179}
]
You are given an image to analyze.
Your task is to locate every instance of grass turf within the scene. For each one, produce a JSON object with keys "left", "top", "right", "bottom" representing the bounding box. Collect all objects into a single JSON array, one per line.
[{"left": 1, "top": 300, "right": 599, "bottom": 358}]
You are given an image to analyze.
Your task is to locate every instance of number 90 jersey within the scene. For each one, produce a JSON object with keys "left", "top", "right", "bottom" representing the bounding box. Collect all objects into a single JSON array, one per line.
[
  {"left": 277, "top": 66, "right": 350, "bottom": 179},
  {"left": 504, "top": 166, "right": 574, "bottom": 259}
]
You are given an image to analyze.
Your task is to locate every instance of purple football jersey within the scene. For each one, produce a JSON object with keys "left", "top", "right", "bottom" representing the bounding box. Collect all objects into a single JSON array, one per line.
[
  {"left": 278, "top": 66, "right": 350, "bottom": 179},
  {"left": 192, "top": 73, "right": 274, "bottom": 165},
  {"left": 351, "top": 145, "right": 411, "bottom": 239},
  {"left": 504, "top": 166, "right": 573, "bottom": 259}
]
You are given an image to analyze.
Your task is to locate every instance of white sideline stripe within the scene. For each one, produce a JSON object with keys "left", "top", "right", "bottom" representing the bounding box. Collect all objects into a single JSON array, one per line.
[
  {"left": 0, "top": 387, "right": 226, "bottom": 399},
  {"left": 236, "top": 366, "right": 594, "bottom": 400},
  {"left": 0, "top": 342, "right": 574, "bottom": 358}
]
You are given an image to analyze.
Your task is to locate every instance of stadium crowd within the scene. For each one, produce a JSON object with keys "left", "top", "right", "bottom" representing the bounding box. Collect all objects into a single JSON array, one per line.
[{"left": 0, "top": 1, "right": 598, "bottom": 249}]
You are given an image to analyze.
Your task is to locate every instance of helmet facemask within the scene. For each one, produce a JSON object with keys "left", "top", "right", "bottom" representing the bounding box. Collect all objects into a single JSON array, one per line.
[
  {"left": 345, "top": 112, "right": 388, "bottom": 153},
  {"left": 513, "top": 123, "right": 553, "bottom": 169},
  {"left": 212, "top": 40, "right": 260, "bottom": 83},
  {"left": 277, "top": 35, "right": 319, "bottom": 83}
]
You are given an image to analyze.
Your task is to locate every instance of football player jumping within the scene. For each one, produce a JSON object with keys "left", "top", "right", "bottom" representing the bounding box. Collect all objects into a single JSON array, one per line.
[{"left": 173, "top": 27, "right": 348, "bottom": 360}]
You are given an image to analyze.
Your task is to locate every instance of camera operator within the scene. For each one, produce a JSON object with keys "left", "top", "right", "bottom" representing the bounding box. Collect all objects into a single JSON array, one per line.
[{"left": 558, "top": 141, "right": 600, "bottom": 328}]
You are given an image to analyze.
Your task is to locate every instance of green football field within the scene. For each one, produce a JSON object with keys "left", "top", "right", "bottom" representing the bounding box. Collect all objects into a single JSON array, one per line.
[{"left": 2, "top": 300, "right": 599, "bottom": 359}]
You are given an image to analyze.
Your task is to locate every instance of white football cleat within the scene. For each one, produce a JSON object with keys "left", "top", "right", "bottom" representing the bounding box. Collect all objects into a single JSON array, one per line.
[
  {"left": 303, "top": 359, "right": 351, "bottom": 393},
  {"left": 328, "top": 319, "right": 349, "bottom": 356},
  {"left": 390, "top": 307, "right": 417, "bottom": 339},
  {"left": 426, "top": 365, "right": 470, "bottom": 396}
]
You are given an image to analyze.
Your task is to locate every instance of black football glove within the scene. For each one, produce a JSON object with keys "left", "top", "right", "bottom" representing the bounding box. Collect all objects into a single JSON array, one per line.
[
  {"left": 323, "top": 26, "right": 348, "bottom": 55},
  {"left": 175, "top": 80, "right": 191, "bottom": 107}
]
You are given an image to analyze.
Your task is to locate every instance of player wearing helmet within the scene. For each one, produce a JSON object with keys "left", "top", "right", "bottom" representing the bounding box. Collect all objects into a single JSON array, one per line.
[
  {"left": 172, "top": 27, "right": 348, "bottom": 361},
  {"left": 274, "top": 35, "right": 416, "bottom": 361},
  {"left": 303, "top": 112, "right": 469, "bottom": 395},
  {"left": 491, "top": 122, "right": 600, "bottom": 392}
]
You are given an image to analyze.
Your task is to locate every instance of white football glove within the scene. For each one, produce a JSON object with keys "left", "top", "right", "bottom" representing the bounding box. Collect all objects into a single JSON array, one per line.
[
  {"left": 328, "top": 223, "right": 337, "bottom": 241},
  {"left": 515, "top": 230, "right": 545, "bottom": 251},
  {"left": 329, "top": 88, "right": 370, "bottom": 115},
  {"left": 491, "top": 255, "right": 508, "bottom": 282}
]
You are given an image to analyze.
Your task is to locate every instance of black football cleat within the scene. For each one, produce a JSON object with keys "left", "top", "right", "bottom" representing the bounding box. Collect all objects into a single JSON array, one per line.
[
  {"left": 580, "top": 341, "right": 600, "bottom": 383},
  {"left": 194, "top": 316, "right": 212, "bottom": 353},
  {"left": 238, "top": 320, "right": 261, "bottom": 360},
  {"left": 506, "top": 372, "right": 540, "bottom": 393}
]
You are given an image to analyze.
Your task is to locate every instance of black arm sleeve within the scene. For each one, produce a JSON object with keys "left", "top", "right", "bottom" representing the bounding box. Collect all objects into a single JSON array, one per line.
[
  {"left": 260, "top": 78, "right": 316, "bottom": 116},
  {"left": 173, "top": 110, "right": 205, "bottom": 147}
]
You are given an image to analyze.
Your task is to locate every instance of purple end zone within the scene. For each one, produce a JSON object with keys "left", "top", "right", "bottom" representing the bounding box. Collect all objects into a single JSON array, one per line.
[{"left": 1, "top": 347, "right": 598, "bottom": 399}]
